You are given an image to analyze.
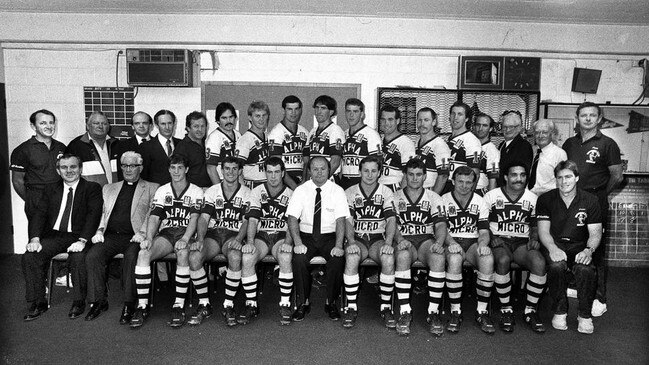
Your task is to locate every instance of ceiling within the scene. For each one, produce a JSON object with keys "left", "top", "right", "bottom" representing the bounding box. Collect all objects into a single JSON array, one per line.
[{"left": 0, "top": 0, "right": 647, "bottom": 26}]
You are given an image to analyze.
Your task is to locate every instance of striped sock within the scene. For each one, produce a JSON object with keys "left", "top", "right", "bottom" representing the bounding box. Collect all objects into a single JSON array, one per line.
[
  {"left": 191, "top": 267, "right": 210, "bottom": 306},
  {"left": 174, "top": 265, "right": 190, "bottom": 308},
  {"left": 241, "top": 274, "right": 258, "bottom": 307},
  {"left": 446, "top": 272, "right": 463, "bottom": 314},
  {"left": 344, "top": 274, "right": 360, "bottom": 310},
  {"left": 525, "top": 273, "right": 546, "bottom": 313},
  {"left": 395, "top": 270, "right": 411, "bottom": 314},
  {"left": 427, "top": 271, "right": 445, "bottom": 314},
  {"left": 135, "top": 265, "right": 151, "bottom": 308},
  {"left": 278, "top": 271, "right": 293, "bottom": 307},
  {"left": 379, "top": 273, "right": 395, "bottom": 311},
  {"left": 495, "top": 273, "right": 512, "bottom": 311},
  {"left": 475, "top": 272, "right": 494, "bottom": 314},
  {"left": 223, "top": 269, "right": 241, "bottom": 308}
]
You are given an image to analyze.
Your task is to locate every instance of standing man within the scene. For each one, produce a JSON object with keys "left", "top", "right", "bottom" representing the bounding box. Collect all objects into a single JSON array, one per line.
[
  {"left": 441, "top": 166, "right": 495, "bottom": 334},
  {"left": 66, "top": 111, "right": 118, "bottom": 186},
  {"left": 206, "top": 102, "right": 241, "bottom": 185},
  {"left": 129, "top": 155, "right": 203, "bottom": 329},
  {"left": 378, "top": 104, "right": 416, "bottom": 192},
  {"left": 11, "top": 109, "right": 66, "bottom": 221},
  {"left": 113, "top": 111, "right": 152, "bottom": 181},
  {"left": 85, "top": 151, "right": 158, "bottom": 323},
  {"left": 498, "top": 110, "right": 533, "bottom": 185},
  {"left": 268, "top": 95, "right": 309, "bottom": 190},
  {"left": 188, "top": 157, "right": 250, "bottom": 327},
  {"left": 529, "top": 119, "right": 567, "bottom": 195},
  {"left": 303, "top": 95, "right": 345, "bottom": 181},
  {"left": 237, "top": 101, "right": 270, "bottom": 189},
  {"left": 139, "top": 110, "right": 182, "bottom": 186},
  {"left": 287, "top": 157, "right": 350, "bottom": 321},
  {"left": 246, "top": 157, "right": 294, "bottom": 325},
  {"left": 562, "top": 102, "right": 622, "bottom": 317},
  {"left": 445, "top": 102, "right": 482, "bottom": 194},
  {"left": 22, "top": 154, "right": 102, "bottom": 321},
  {"left": 175, "top": 111, "right": 212, "bottom": 188},
  {"left": 340, "top": 98, "right": 382, "bottom": 189},
  {"left": 484, "top": 160, "right": 547, "bottom": 334},
  {"left": 415, "top": 107, "right": 451, "bottom": 194},
  {"left": 392, "top": 158, "right": 448, "bottom": 337},
  {"left": 472, "top": 113, "right": 500, "bottom": 195},
  {"left": 342, "top": 155, "right": 397, "bottom": 329},
  {"left": 537, "top": 160, "right": 601, "bottom": 334}
]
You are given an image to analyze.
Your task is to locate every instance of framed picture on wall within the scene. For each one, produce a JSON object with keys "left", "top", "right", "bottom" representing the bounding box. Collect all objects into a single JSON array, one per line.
[{"left": 459, "top": 56, "right": 504, "bottom": 90}]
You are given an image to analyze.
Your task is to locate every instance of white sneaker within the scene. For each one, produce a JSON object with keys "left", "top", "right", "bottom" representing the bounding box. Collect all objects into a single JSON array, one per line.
[
  {"left": 566, "top": 288, "right": 577, "bottom": 298},
  {"left": 591, "top": 299, "right": 607, "bottom": 317},
  {"left": 551, "top": 314, "right": 568, "bottom": 330},
  {"left": 577, "top": 316, "right": 594, "bottom": 334}
]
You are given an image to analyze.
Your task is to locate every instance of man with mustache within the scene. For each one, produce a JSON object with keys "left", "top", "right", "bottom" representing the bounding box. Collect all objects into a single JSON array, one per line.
[{"left": 206, "top": 102, "right": 241, "bottom": 185}]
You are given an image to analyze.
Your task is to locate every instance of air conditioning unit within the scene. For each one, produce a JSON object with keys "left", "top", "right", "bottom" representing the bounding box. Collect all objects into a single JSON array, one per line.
[{"left": 126, "top": 49, "right": 193, "bottom": 87}]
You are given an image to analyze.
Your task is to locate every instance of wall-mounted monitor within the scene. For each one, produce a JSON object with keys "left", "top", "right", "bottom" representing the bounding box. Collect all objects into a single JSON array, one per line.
[{"left": 571, "top": 68, "right": 602, "bottom": 94}]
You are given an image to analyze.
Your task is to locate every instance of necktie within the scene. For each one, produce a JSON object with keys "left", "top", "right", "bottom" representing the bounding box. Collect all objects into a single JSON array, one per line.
[
  {"left": 313, "top": 187, "right": 321, "bottom": 241},
  {"left": 58, "top": 187, "right": 73, "bottom": 232},
  {"left": 166, "top": 139, "right": 173, "bottom": 157},
  {"left": 528, "top": 150, "right": 541, "bottom": 188}
]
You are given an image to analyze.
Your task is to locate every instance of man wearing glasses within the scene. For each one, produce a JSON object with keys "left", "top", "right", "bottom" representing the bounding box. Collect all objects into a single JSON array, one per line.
[
  {"left": 85, "top": 151, "right": 159, "bottom": 323},
  {"left": 498, "top": 110, "right": 533, "bottom": 185}
]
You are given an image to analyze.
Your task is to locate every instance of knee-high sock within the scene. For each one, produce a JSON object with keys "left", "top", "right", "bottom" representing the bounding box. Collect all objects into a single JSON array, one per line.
[
  {"left": 395, "top": 270, "right": 411, "bottom": 314},
  {"left": 495, "top": 273, "right": 512, "bottom": 311},
  {"left": 241, "top": 273, "right": 258, "bottom": 306},
  {"left": 476, "top": 272, "right": 494, "bottom": 314},
  {"left": 278, "top": 271, "right": 293, "bottom": 307},
  {"left": 174, "top": 266, "right": 190, "bottom": 308},
  {"left": 379, "top": 273, "right": 395, "bottom": 311},
  {"left": 344, "top": 274, "right": 360, "bottom": 310},
  {"left": 191, "top": 267, "right": 210, "bottom": 306},
  {"left": 223, "top": 269, "right": 241, "bottom": 308},
  {"left": 135, "top": 265, "right": 151, "bottom": 308},
  {"left": 525, "top": 273, "right": 547, "bottom": 313},
  {"left": 427, "top": 271, "right": 445, "bottom": 314},
  {"left": 446, "top": 272, "right": 463, "bottom": 314}
]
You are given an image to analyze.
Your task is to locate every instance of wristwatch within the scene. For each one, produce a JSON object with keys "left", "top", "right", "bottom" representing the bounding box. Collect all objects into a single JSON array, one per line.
[{"left": 585, "top": 247, "right": 595, "bottom": 253}]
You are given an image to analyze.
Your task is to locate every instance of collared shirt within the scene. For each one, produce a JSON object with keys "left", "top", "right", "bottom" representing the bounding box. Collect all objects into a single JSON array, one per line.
[
  {"left": 135, "top": 135, "right": 149, "bottom": 145},
  {"left": 10, "top": 136, "right": 66, "bottom": 188},
  {"left": 536, "top": 188, "right": 601, "bottom": 244},
  {"left": 286, "top": 179, "right": 350, "bottom": 234},
  {"left": 499, "top": 134, "right": 533, "bottom": 174},
  {"left": 157, "top": 134, "right": 174, "bottom": 155},
  {"left": 54, "top": 180, "right": 80, "bottom": 232},
  {"left": 562, "top": 131, "right": 621, "bottom": 191},
  {"left": 90, "top": 137, "right": 113, "bottom": 184},
  {"left": 530, "top": 142, "right": 567, "bottom": 195}
]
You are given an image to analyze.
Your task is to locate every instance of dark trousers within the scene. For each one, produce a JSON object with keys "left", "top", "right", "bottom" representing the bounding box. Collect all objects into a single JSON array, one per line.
[
  {"left": 544, "top": 242, "right": 597, "bottom": 318},
  {"left": 24, "top": 187, "right": 46, "bottom": 221},
  {"left": 591, "top": 189, "right": 609, "bottom": 303},
  {"left": 21, "top": 231, "right": 89, "bottom": 304},
  {"left": 86, "top": 233, "right": 139, "bottom": 303},
  {"left": 292, "top": 232, "right": 345, "bottom": 305}
]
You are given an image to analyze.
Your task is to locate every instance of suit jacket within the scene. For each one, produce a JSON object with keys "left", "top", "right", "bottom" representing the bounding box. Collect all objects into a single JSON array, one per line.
[
  {"left": 499, "top": 134, "right": 533, "bottom": 173},
  {"left": 29, "top": 178, "right": 103, "bottom": 242},
  {"left": 139, "top": 137, "right": 182, "bottom": 186},
  {"left": 98, "top": 179, "right": 159, "bottom": 236},
  {"left": 113, "top": 136, "right": 144, "bottom": 181}
]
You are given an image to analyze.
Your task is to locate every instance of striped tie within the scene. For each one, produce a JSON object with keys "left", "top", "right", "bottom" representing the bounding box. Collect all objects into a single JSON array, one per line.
[{"left": 313, "top": 187, "right": 321, "bottom": 241}]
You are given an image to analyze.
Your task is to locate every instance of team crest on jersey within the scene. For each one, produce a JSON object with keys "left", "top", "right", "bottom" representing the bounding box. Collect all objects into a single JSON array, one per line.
[
  {"left": 355, "top": 134, "right": 364, "bottom": 143},
  {"left": 421, "top": 200, "right": 430, "bottom": 210},
  {"left": 194, "top": 198, "right": 203, "bottom": 209},
  {"left": 164, "top": 195, "right": 173, "bottom": 206},
  {"left": 261, "top": 192, "right": 268, "bottom": 202},
  {"left": 453, "top": 139, "right": 464, "bottom": 149},
  {"left": 215, "top": 198, "right": 224, "bottom": 209},
  {"left": 496, "top": 198, "right": 504, "bottom": 210},
  {"left": 234, "top": 149, "right": 240, "bottom": 157},
  {"left": 224, "top": 140, "right": 231, "bottom": 148},
  {"left": 586, "top": 148, "right": 600, "bottom": 164},
  {"left": 183, "top": 196, "right": 191, "bottom": 206},
  {"left": 279, "top": 195, "right": 289, "bottom": 206},
  {"left": 398, "top": 200, "right": 407, "bottom": 212},
  {"left": 205, "top": 148, "right": 211, "bottom": 159},
  {"left": 373, "top": 194, "right": 383, "bottom": 205},
  {"left": 448, "top": 205, "right": 457, "bottom": 217},
  {"left": 335, "top": 138, "right": 342, "bottom": 149},
  {"left": 354, "top": 196, "right": 364, "bottom": 207},
  {"left": 522, "top": 200, "right": 530, "bottom": 211},
  {"left": 254, "top": 140, "right": 261, "bottom": 148},
  {"left": 422, "top": 146, "right": 431, "bottom": 155},
  {"left": 388, "top": 144, "right": 397, "bottom": 153},
  {"left": 469, "top": 204, "right": 479, "bottom": 215},
  {"left": 575, "top": 211, "right": 587, "bottom": 226},
  {"left": 284, "top": 133, "right": 292, "bottom": 143},
  {"left": 233, "top": 197, "right": 242, "bottom": 208}
]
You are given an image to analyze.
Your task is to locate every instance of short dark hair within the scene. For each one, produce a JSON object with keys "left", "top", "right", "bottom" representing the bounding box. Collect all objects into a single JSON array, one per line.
[
  {"left": 576, "top": 102, "right": 602, "bottom": 118},
  {"left": 313, "top": 95, "right": 337, "bottom": 116},
  {"left": 450, "top": 101, "right": 473, "bottom": 129},
  {"left": 308, "top": 156, "right": 331, "bottom": 173},
  {"left": 380, "top": 104, "right": 401, "bottom": 120},
  {"left": 502, "top": 159, "right": 530, "bottom": 179},
  {"left": 474, "top": 112, "right": 495, "bottom": 128},
  {"left": 154, "top": 110, "right": 176, "bottom": 125},
  {"left": 168, "top": 154, "right": 189, "bottom": 168},
  {"left": 222, "top": 155, "right": 243, "bottom": 169},
  {"left": 359, "top": 155, "right": 383, "bottom": 172},
  {"left": 404, "top": 158, "right": 426, "bottom": 174},
  {"left": 345, "top": 98, "right": 365, "bottom": 112},
  {"left": 185, "top": 111, "right": 207, "bottom": 129},
  {"left": 131, "top": 111, "right": 152, "bottom": 126},
  {"left": 554, "top": 160, "right": 580, "bottom": 178},
  {"left": 56, "top": 153, "right": 81, "bottom": 168},
  {"left": 452, "top": 165, "right": 477, "bottom": 182},
  {"left": 282, "top": 95, "right": 302, "bottom": 109},
  {"left": 265, "top": 156, "right": 285, "bottom": 171},
  {"left": 30, "top": 109, "right": 56, "bottom": 125},
  {"left": 215, "top": 102, "right": 236, "bottom": 120},
  {"left": 417, "top": 107, "right": 437, "bottom": 120}
]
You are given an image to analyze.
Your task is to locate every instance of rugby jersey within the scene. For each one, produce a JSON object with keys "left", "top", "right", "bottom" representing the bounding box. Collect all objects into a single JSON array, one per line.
[
  {"left": 151, "top": 183, "right": 204, "bottom": 231},
  {"left": 441, "top": 191, "right": 489, "bottom": 239},
  {"left": 202, "top": 183, "right": 251, "bottom": 232},
  {"left": 268, "top": 122, "right": 308, "bottom": 183},
  {"left": 483, "top": 187, "right": 537, "bottom": 238},
  {"left": 393, "top": 188, "right": 446, "bottom": 236},
  {"left": 247, "top": 184, "right": 293, "bottom": 233},
  {"left": 415, "top": 135, "right": 451, "bottom": 189},
  {"left": 379, "top": 134, "right": 416, "bottom": 188},
  {"left": 346, "top": 183, "right": 395, "bottom": 235},
  {"left": 341, "top": 125, "right": 382, "bottom": 180}
]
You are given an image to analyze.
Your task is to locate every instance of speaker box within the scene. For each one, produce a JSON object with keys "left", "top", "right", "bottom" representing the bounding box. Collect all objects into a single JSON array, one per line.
[{"left": 571, "top": 68, "right": 601, "bottom": 94}]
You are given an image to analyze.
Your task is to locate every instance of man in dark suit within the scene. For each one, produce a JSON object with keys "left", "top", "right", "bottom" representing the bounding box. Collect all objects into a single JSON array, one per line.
[
  {"left": 22, "top": 154, "right": 103, "bottom": 321},
  {"left": 84, "top": 151, "right": 159, "bottom": 322},
  {"left": 498, "top": 110, "right": 533, "bottom": 185},
  {"left": 139, "top": 109, "right": 182, "bottom": 185},
  {"left": 114, "top": 111, "right": 152, "bottom": 181}
]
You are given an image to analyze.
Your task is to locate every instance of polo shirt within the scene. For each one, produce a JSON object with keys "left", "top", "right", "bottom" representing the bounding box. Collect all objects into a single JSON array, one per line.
[
  {"left": 536, "top": 188, "right": 601, "bottom": 244},
  {"left": 174, "top": 136, "right": 212, "bottom": 188},
  {"left": 530, "top": 142, "right": 567, "bottom": 195},
  {"left": 268, "top": 122, "right": 309, "bottom": 183},
  {"left": 10, "top": 136, "right": 66, "bottom": 188},
  {"left": 379, "top": 134, "right": 416, "bottom": 188},
  {"left": 562, "top": 131, "right": 621, "bottom": 191},
  {"left": 286, "top": 179, "right": 350, "bottom": 234},
  {"left": 415, "top": 135, "right": 451, "bottom": 189}
]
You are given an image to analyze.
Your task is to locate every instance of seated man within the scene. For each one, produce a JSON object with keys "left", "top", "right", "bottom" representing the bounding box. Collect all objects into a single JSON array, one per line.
[
  {"left": 189, "top": 156, "right": 250, "bottom": 327},
  {"left": 537, "top": 160, "right": 601, "bottom": 334},
  {"left": 441, "top": 166, "right": 495, "bottom": 334},
  {"left": 85, "top": 152, "right": 158, "bottom": 323},
  {"left": 392, "top": 158, "right": 448, "bottom": 337},
  {"left": 246, "top": 156, "right": 294, "bottom": 325},
  {"left": 484, "top": 160, "right": 547, "bottom": 333},
  {"left": 130, "top": 155, "right": 203, "bottom": 329},
  {"left": 342, "top": 155, "right": 397, "bottom": 329},
  {"left": 22, "top": 154, "right": 102, "bottom": 321}
]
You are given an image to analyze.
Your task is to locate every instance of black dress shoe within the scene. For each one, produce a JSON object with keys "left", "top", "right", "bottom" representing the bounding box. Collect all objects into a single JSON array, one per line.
[
  {"left": 119, "top": 305, "right": 134, "bottom": 325},
  {"left": 85, "top": 301, "right": 108, "bottom": 321},
  {"left": 292, "top": 303, "right": 311, "bottom": 322},
  {"left": 68, "top": 301, "right": 86, "bottom": 319},
  {"left": 24, "top": 302, "right": 48, "bottom": 321},
  {"left": 325, "top": 302, "right": 340, "bottom": 321}
]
